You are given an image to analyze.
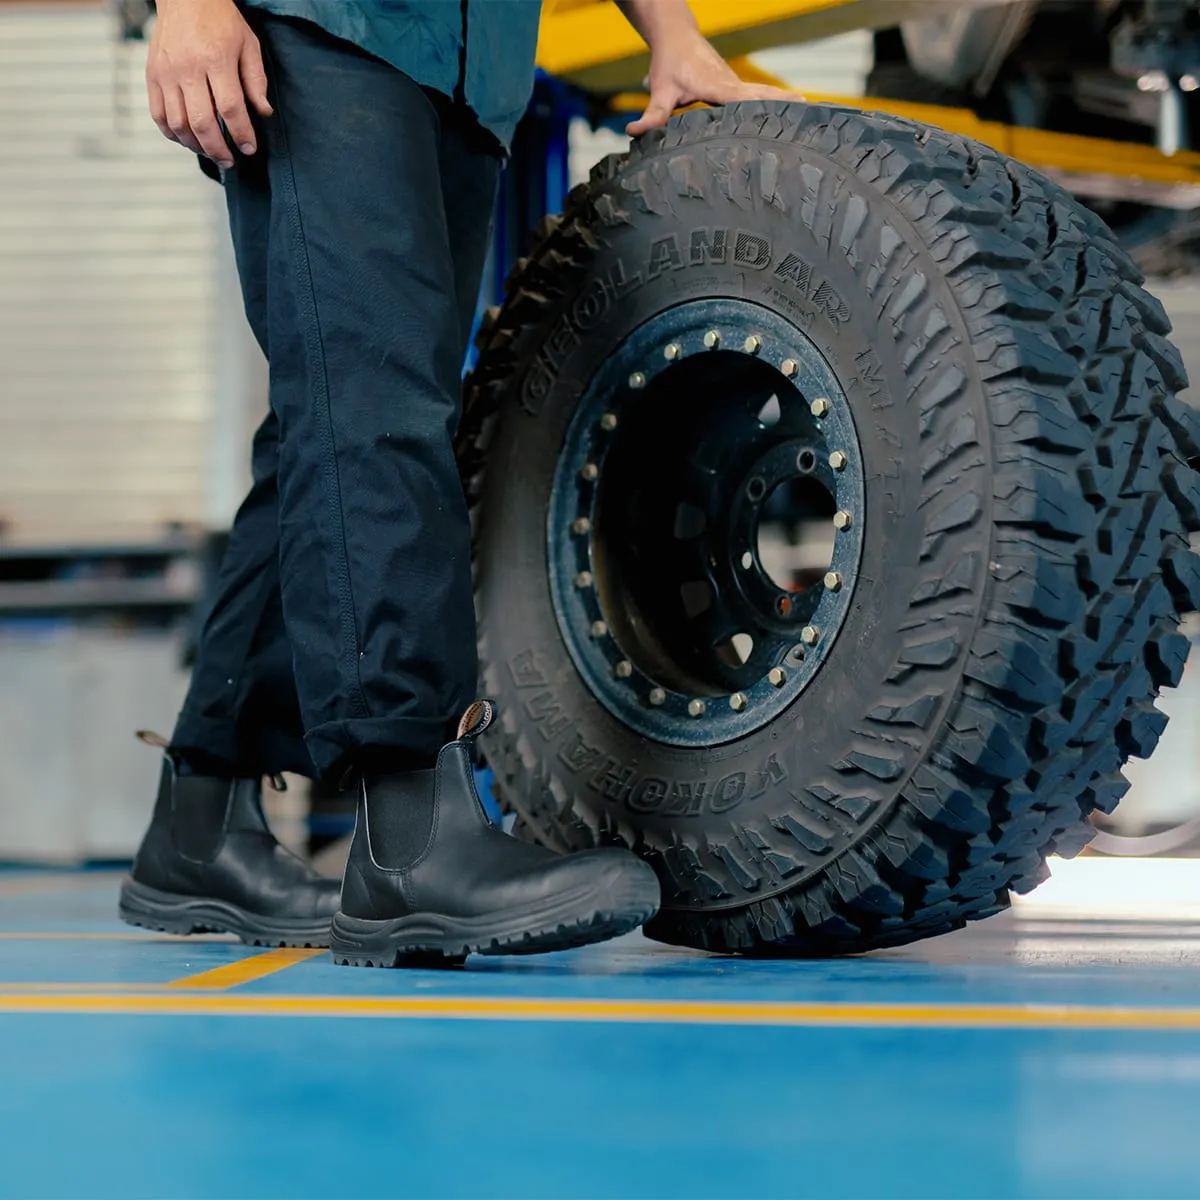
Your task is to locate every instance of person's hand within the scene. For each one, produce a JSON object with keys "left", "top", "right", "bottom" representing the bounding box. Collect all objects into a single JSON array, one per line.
[
  {"left": 146, "top": 0, "right": 273, "bottom": 168},
  {"left": 627, "top": 27, "right": 802, "bottom": 137}
]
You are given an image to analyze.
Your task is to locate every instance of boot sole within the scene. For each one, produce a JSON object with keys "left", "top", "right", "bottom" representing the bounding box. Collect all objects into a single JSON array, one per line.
[
  {"left": 118, "top": 879, "right": 333, "bottom": 949},
  {"left": 329, "top": 869, "right": 661, "bottom": 967}
]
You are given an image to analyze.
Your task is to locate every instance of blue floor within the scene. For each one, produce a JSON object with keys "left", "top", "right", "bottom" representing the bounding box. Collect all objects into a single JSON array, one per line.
[{"left": 3, "top": 867, "right": 1200, "bottom": 1199}]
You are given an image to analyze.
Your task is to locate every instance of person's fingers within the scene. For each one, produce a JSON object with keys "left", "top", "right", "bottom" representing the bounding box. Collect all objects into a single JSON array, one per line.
[
  {"left": 182, "top": 77, "right": 233, "bottom": 167},
  {"left": 240, "top": 35, "right": 273, "bottom": 117},
  {"left": 625, "top": 74, "right": 804, "bottom": 138},
  {"left": 626, "top": 92, "right": 677, "bottom": 136},
  {"left": 163, "top": 85, "right": 204, "bottom": 155},
  {"left": 210, "top": 62, "right": 256, "bottom": 155},
  {"left": 146, "top": 78, "right": 173, "bottom": 142}
]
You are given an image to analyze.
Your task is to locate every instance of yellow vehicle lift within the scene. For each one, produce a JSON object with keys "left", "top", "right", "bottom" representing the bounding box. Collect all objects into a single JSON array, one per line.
[
  {"left": 538, "top": 0, "right": 1004, "bottom": 92},
  {"left": 538, "top": 0, "right": 1200, "bottom": 210}
]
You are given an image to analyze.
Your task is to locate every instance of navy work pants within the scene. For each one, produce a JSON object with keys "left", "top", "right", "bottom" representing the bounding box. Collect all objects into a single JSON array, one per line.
[{"left": 171, "top": 14, "right": 500, "bottom": 782}]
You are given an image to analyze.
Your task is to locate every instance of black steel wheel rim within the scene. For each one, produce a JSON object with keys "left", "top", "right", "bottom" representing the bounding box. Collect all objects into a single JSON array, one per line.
[{"left": 548, "top": 299, "right": 866, "bottom": 747}]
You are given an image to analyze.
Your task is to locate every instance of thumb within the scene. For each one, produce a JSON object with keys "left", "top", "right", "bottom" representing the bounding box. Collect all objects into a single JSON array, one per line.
[
  {"left": 240, "top": 36, "right": 273, "bottom": 116},
  {"left": 626, "top": 95, "right": 676, "bottom": 137}
]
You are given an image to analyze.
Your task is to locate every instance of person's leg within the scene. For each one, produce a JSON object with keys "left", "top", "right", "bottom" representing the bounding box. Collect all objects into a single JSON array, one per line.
[
  {"left": 253, "top": 16, "right": 480, "bottom": 781},
  {"left": 144, "top": 14, "right": 658, "bottom": 963},
  {"left": 119, "top": 119, "right": 339, "bottom": 947},
  {"left": 297, "top": 69, "right": 661, "bottom": 965}
]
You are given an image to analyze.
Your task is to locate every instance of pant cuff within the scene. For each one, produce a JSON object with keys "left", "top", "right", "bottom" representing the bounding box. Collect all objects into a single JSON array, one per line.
[
  {"left": 305, "top": 713, "right": 455, "bottom": 782},
  {"left": 171, "top": 710, "right": 313, "bottom": 779}
]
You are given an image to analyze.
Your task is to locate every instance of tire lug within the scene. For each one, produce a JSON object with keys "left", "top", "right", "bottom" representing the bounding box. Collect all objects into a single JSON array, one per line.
[
  {"left": 688, "top": 699, "right": 706, "bottom": 717},
  {"left": 614, "top": 660, "right": 633, "bottom": 679},
  {"left": 600, "top": 412, "right": 618, "bottom": 431},
  {"left": 743, "top": 335, "right": 762, "bottom": 354},
  {"left": 580, "top": 462, "right": 599, "bottom": 482},
  {"left": 572, "top": 517, "right": 591, "bottom": 536},
  {"left": 800, "top": 625, "right": 820, "bottom": 646},
  {"left": 703, "top": 330, "right": 721, "bottom": 349},
  {"left": 627, "top": 372, "right": 645, "bottom": 390},
  {"left": 648, "top": 687, "right": 666, "bottom": 706},
  {"left": 833, "top": 510, "right": 853, "bottom": 530},
  {"left": 829, "top": 450, "right": 847, "bottom": 470},
  {"left": 590, "top": 620, "right": 608, "bottom": 638},
  {"left": 729, "top": 692, "right": 748, "bottom": 712},
  {"left": 810, "top": 397, "right": 830, "bottom": 418},
  {"left": 574, "top": 570, "right": 594, "bottom": 588},
  {"left": 664, "top": 343, "right": 682, "bottom": 361},
  {"left": 781, "top": 358, "right": 799, "bottom": 377},
  {"left": 768, "top": 667, "right": 787, "bottom": 687},
  {"left": 824, "top": 571, "right": 843, "bottom": 591}
]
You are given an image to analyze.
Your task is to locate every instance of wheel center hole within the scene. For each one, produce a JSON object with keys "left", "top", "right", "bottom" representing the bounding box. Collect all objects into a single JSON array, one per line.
[
  {"left": 757, "top": 477, "right": 838, "bottom": 594},
  {"left": 586, "top": 347, "right": 838, "bottom": 697}
]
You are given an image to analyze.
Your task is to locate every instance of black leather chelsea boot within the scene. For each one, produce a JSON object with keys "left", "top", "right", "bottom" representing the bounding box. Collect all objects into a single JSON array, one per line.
[
  {"left": 330, "top": 702, "right": 661, "bottom": 966},
  {"left": 119, "top": 752, "right": 341, "bottom": 947}
]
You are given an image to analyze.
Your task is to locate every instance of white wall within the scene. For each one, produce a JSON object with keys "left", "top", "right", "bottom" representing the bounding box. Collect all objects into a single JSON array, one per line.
[{"left": 0, "top": 4, "right": 229, "bottom": 546}]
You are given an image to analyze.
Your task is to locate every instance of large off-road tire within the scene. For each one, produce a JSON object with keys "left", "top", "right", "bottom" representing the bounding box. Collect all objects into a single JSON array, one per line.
[{"left": 458, "top": 102, "right": 1200, "bottom": 955}]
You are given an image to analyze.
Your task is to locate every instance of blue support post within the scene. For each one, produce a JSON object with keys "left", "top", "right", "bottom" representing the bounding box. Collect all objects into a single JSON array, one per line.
[{"left": 465, "top": 73, "right": 588, "bottom": 370}]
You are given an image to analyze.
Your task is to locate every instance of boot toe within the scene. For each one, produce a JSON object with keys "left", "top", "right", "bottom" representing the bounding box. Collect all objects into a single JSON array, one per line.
[{"left": 563, "top": 847, "right": 662, "bottom": 918}]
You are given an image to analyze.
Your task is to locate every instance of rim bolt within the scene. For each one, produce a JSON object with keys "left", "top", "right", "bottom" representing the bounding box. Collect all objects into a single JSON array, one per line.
[
  {"left": 743, "top": 335, "right": 762, "bottom": 354},
  {"left": 627, "top": 373, "right": 645, "bottom": 391},
  {"left": 829, "top": 450, "right": 847, "bottom": 470},
  {"left": 781, "top": 358, "right": 799, "bottom": 378},
  {"left": 648, "top": 687, "right": 666, "bottom": 706},
  {"left": 580, "top": 462, "right": 599, "bottom": 482},
  {"left": 614, "top": 660, "right": 633, "bottom": 679},
  {"left": 572, "top": 516, "right": 591, "bottom": 536},
  {"left": 664, "top": 343, "right": 682, "bottom": 361},
  {"left": 788, "top": 643, "right": 806, "bottom": 662},
  {"left": 824, "top": 571, "right": 843, "bottom": 592},
  {"left": 574, "top": 570, "right": 594, "bottom": 588},
  {"left": 810, "top": 397, "right": 830, "bottom": 418},
  {"left": 833, "top": 510, "right": 853, "bottom": 530},
  {"left": 600, "top": 412, "right": 619, "bottom": 431},
  {"left": 688, "top": 699, "right": 706, "bottom": 717},
  {"left": 800, "top": 625, "right": 820, "bottom": 646},
  {"left": 729, "top": 692, "right": 748, "bottom": 712},
  {"left": 740, "top": 551, "right": 753, "bottom": 570},
  {"left": 703, "top": 330, "right": 721, "bottom": 349},
  {"left": 768, "top": 667, "right": 787, "bottom": 688},
  {"left": 590, "top": 620, "right": 608, "bottom": 638}
]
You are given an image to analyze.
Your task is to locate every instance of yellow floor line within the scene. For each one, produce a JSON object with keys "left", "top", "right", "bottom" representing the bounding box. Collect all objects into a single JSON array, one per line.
[
  {"left": 0, "top": 992, "right": 1199, "bottom": 1029},
  {"left": 165, "top": 947, "right": 325, "bottom": 991}
]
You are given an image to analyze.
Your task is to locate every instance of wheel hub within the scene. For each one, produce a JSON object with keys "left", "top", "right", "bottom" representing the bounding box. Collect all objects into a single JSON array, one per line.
[{"left": 548, "top": 300, "right": 865, "bottom": 747}]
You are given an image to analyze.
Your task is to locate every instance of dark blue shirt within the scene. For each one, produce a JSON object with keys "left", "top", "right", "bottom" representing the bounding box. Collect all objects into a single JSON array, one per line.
[{"left": 244, "top": 0, "right": 544, "bottom": 149}]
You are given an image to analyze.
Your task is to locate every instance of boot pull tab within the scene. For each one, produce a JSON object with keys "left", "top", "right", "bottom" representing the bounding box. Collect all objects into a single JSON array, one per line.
[
  {"left": 456, "top": 699, "right": 495, "bottom": 742},
  {"left": 135, "top": 730, "right": 170, "bottom": 750}
]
